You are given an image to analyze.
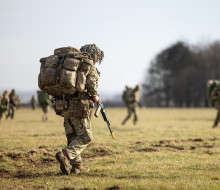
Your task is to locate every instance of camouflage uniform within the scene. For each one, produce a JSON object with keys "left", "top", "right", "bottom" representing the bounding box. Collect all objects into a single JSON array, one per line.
[
  {"left": 55, "top": 44, "right": 103, "bottom": 175},
  {"left": 6, "top": 89, "right": 18, "bottom": 120},
  {"left": 62, "top": 65, "right": 99, "bottom": 166},
  {"left": 0, "top": 91, "right": 10, "bottom": 124},
  {"left": 37, "top": 91, "right": 51, "bottom": 121},
  {"left": 208, "top": 80, "right": 220, "bottom": 128},
  {"left": 31, "top": 95, "right": 37, "bottom": 110},
  {"left": 122, "top": 85, "right": 141, "bottom": 125}
]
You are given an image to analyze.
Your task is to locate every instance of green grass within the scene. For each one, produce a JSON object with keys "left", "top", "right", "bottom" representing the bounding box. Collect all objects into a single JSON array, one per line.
[{"left": 0, "top": 107, "right": 219, "bottom": 190}]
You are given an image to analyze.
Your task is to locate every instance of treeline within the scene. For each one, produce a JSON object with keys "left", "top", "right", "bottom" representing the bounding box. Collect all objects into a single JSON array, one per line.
[{"left": 143, "top": 41, "right": 220, "bottom": 107}]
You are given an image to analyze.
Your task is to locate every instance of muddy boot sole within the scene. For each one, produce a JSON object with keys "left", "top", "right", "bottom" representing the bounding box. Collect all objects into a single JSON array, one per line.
[{"left": 56, "top": 152, "right": 70, "bottom": 175}]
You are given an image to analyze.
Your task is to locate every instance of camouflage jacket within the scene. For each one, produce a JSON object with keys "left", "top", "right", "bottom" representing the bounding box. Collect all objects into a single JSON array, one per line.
[
  {"left": 208, "top": 81, "right": 220, "bottom": 106},
  {"left": 86, "top": 65, "right": 100, "bottom": 97},
  {"left": 122, "top": 88, "right": 140, "bottom": 107}
]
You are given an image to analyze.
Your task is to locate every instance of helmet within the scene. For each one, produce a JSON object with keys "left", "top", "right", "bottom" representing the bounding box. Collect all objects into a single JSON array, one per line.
[{"left": 80, "top": 44, "right": 104, "bottom": 64}]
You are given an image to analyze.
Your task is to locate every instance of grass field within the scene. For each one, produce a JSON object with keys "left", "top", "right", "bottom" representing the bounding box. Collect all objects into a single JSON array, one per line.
[{"left": 0, "top": 107, "right": 219, "bottom": 190}]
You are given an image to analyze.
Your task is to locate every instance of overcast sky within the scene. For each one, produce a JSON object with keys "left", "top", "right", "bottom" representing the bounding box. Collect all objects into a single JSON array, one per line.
[{"left": 0, "top": 0, "right": 220, "bottom": 94}]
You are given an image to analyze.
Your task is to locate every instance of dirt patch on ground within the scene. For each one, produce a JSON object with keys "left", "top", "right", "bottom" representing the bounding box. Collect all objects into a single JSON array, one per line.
[
  {"left": 1, "top": 148, "right": 57, "bottom": 168},
  {"left": 209, "top": 137, "right": 219, "bottom": 141},
  {"left": 60, "top": 188, "right": 94, "bottom": 190},
  {"left": 187, "top": 138, "right": 203, "bottom": 142},
  {"left": 0, "top": 169, "right": 12, "bottom": 178},
  {"left": 0, "top": 169, "right": 55, "bottom": 179},
  {"left": 84, "top": 147, "right": 116, "bottom": 159},
  {"left": 135, "top": 141, "right": 142, "bottom": 144},
  {"left": 150, "top": 137, "right": 219, "bottom": 151},
  {"left": 138, "top": 148, "right": 158, "bottom": 152},
  {"left": 164, "top": 145, "right": 185, "bottom": 150},
  {"left": 106, "top": 186, "right": 120, "bottom": 190},
  {"left": 159, "top": 140, "right": 179, "bottom": 144}
]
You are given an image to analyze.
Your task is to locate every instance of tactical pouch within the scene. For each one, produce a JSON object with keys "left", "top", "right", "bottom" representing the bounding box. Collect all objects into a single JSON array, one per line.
[
  {"left": 68, "top": 98, "right": 94, "bottom": 118},
  {"left": 54, "top": 99, "right": 68, "bottom": 116}
]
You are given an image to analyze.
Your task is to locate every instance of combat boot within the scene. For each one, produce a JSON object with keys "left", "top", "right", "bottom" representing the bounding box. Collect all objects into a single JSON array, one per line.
[
  {"left": 55, "top": 150, "right": 70, "bottom": 175},
  {"left": 71, "top": 164, "right": 89, "bottom": 173}
]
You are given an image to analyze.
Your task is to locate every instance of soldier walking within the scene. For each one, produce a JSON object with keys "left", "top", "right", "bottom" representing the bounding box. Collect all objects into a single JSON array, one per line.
[
  {"left": 122, "top": 84, "right": 141, "bottom": 125},
  {"left": 37, "top": 91, "right": 51, "bottom": 121},
  {"left": 31, "top": 95, "right": 37, "bottom": 110},
  {"left": 6, "top": 89, "right": 19, "bottom": 120},
  {"left": 38, "top": 44, "right": 104, "bottom": 175},
  {"left": 207, "top": 80, "right": 220, "bottom": 128},
  {"left": 0, "top": 91, "right": 10, "bottom": 125}
]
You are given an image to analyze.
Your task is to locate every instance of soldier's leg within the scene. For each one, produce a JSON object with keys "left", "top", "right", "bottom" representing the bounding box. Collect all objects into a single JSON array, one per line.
[
  {"left": 6, "top": 107, "right": 11, "bottom": 119},
  {"left": 213, "top": 110, "right": 220, "bottom": 128},
  {"left": 133, "top": 107, "right": 138, "bottom": 125},
  {"left": 122, "top": 107, "right": 132, "bottom": 125},
  {"left": 42, "top": 106, "right": 48, "bottom": 121},
  {"left": 62, "top": 116, "right": 92, "bottom": 173},
  {"left": 64, "top": 118, "right": 83, "bottom": 167},
  {"left": 0, "top": 112, "right": 2, "bottom": 125},
  {"left": 11, "top": 107, "right": 15, "bottom": 119}
]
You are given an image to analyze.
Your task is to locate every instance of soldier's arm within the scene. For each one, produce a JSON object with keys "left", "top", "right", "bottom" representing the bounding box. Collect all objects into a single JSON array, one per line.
[{"left": 86, "top": 66, "right": 100, "bottom": 101}]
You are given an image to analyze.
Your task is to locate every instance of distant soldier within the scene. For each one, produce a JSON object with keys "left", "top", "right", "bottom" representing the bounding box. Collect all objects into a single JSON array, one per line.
[
  {"left": 6, "top": 89, "right": 19, "bottom": 120},
  {"left": 122, "top": 84, "right": 142, "bottom": 125},
  {"left": 31, "top": 95, "right": 37, "bottom": 110},
  {"left": 0, "top": 91, "right": 10, "bottom": 124},
  {"left": 207, "top": 80, "right": 220, "bottom": 128},
  {"left": 37, "top": 91, "right": 51, "bottom": 121}
]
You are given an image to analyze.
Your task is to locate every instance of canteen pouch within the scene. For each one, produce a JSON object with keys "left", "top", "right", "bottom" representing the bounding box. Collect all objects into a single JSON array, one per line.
[
  {"left": 54, "top": 99, "right": 68, "bottom": 116},
  {"left": 68, "top": 99, "right": 94, "bottom": 118}
]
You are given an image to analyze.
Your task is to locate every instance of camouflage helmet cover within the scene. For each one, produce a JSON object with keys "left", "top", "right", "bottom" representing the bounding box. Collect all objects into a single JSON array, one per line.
[{"left": 80, "top": 44, "right": 104, "bottom": 64}]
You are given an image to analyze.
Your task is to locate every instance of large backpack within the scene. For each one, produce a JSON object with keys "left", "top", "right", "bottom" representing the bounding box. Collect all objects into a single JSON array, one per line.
[
  {"left": 122, "top": 88, "right": 135, "bottom": 105},
  {"left": 37, "top": 91, "right": 50, "bottom": 107},
  {"left": 38, "top": 46, "right": 94, "bottom": 97}
]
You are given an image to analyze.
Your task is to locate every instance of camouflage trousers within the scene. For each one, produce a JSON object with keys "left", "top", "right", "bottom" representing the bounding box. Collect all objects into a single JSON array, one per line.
[
  {"left": 122, "top": 105, "right": 138, "bottom": 125},
  {"left": 0, "top": 112, "right": 3, "bottom": 124},
  {"left": 6, "top": 105, "right": 16, "bottom": 119},
  {"left": 41, "top": 105, "right": 49, "bottom": 121},
  {"left": 63, "top": 116, "right": 93, "bottom": 165},
  {"left": 213, "top": 102, "right": 220, "bottom": 128}
]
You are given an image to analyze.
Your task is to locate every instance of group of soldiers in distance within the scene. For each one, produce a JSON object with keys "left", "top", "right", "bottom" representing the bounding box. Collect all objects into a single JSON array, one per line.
[
  {"left": 30, "top": 84, "right": 142, "bottom": 125},
  {"left": 1, "top": 81, "right": 220, "bottom": 128},
  {"left": 0, "top": 89, "right": 20, "bottom": 125}
]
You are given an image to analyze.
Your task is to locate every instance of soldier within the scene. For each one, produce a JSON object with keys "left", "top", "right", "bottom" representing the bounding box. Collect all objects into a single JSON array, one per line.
[
  {"left": 0, "top": 91, "right": 10, "bottom": 125},
  {"left": 207, "top": 80, "right": 220, "bottom": 128},
  {"left": 37, "top": 91, "right": 51, "bottom": 121},
  {"left": 122, "top": 84, "right": 142, "bottom": 125},
  {"left": 6, "top": 89, "right": 19, "bottom": 120},
  {"left": 55, "top": 44, "right": 104, "bottom": 175},
  {"left": 31, "top": 95, "right": 37, "bottom": 110}
]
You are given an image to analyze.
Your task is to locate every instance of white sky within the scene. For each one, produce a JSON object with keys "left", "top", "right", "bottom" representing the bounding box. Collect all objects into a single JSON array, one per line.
[{"left": 0, "top": 0, "right": 220, "bottom": 94}]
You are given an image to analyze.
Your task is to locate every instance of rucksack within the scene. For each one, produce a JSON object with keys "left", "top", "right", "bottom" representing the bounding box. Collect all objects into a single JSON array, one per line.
[
  {"left": 122, "top": 88, "right": 134, "bottom": 104},
  {"left": 38, "top": 46, "right": 94, "bottom": 97},
  {"left": 37, "top": 91, "right": 50, "bottom": 107}
]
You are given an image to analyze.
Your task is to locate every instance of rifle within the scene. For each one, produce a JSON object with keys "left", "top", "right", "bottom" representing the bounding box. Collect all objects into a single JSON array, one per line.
[{"left": 94, "top": 99, "right": 114, "bottom": 138}]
